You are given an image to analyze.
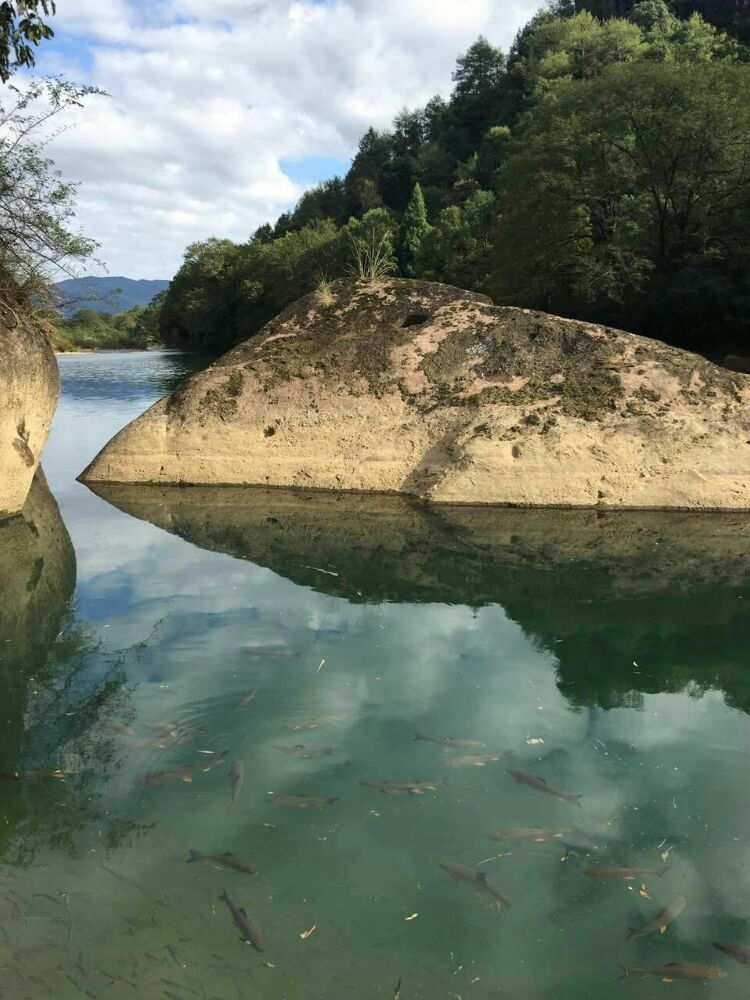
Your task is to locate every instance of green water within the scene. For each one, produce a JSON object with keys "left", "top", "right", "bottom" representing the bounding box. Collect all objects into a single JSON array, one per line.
[{"left": 2, "top": 351, "right": 750, "bottom": 999}]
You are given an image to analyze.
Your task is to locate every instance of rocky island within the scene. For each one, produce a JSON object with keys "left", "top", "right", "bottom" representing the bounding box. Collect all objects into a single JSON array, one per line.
[{"left": 80, "top": 279, "right": 750, "bottom": 510}]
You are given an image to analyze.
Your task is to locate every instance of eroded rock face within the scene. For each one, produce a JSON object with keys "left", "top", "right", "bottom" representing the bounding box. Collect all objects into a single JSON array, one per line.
[
  {"left": 80, "top": 279, "right": 750, "bottom": 509},
  {"left": 0, "top": 318, "right": 60, "bottom": 517}
]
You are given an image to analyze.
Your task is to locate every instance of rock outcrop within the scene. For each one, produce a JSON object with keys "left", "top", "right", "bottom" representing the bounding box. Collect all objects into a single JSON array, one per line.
[
  {"left": 0, "top": 317, "right": 60, "bottom": 517},
  {"left": 81, "top": 279, "right": 750, "bottom": 510}
]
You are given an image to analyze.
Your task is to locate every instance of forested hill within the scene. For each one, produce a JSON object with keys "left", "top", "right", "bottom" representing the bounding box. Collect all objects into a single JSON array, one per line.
[
  {"left": 55, "top": 276, "right": 169, "bottom": 317},
  {"left": 159, "top": 0, "right": 750, "bottom": 358}
]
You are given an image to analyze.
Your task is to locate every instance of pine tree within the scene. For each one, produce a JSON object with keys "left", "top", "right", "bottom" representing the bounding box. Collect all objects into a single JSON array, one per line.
[{"left": 399, "top": 182, "right": 431, "bottom": 278}]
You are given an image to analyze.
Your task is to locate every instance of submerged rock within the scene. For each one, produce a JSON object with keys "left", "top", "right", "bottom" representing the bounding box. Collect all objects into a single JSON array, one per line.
[
  {"left": 0, "top": 317, "right": 59, "bottom": 517},
  {"left": 80, "top": 279, "right": 750, "bottom": 509}
]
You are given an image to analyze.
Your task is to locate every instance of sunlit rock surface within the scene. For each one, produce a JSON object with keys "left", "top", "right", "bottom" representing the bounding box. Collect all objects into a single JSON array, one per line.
[
  {"left": 0, "top": 318, "right": 59, "bottom": 517},
  {"left": 80, "top": 278, "right": 750, "bottom": 509}
]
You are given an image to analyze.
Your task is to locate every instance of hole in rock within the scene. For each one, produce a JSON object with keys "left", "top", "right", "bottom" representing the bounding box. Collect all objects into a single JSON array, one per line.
[{"left": 402, "top": 312, "right": 431, "bottom": 329}]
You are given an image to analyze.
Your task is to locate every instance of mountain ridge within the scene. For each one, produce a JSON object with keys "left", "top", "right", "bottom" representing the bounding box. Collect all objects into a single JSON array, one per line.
[{"left": 54, "top": 276, "right": 169, "bottom": 317}]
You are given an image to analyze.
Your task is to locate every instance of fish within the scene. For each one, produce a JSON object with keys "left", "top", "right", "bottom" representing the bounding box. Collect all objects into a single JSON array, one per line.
[
  {"left": 507, "top": 769, "right": 582, "bottom": 804},
  {"left": 146, "top": 722, "right": 180, "bottom": 738},
  {"left": 218, "top": 889, "right": 264, "bottom": 951},
  {"left": 0, "top": 768, "right": 66, "bottom": 782},
  {"left": 187, "top": 850, "right": 256, "bottom": 875},
  {"left": 713, "top": 942, "right": 750, "bottom": 965},
  {"left": 230, "top": 760, "right": 244, "bottom": 804},
  {"left": 124, "top": 735, "right": 173, "bottom": 749},
  {"left": 268, "top": 793, "right": 339, "bottom": 808},
  {"left": 239, "top": 690, "right": 257, "bottom": 707},
  {"left": 140, "top": 767, "right": 194, "bottom": 785},
  {"left": 489, "top": 827, "right": 573, "bottom": 842},
  {"left": 360, "top": 780, "right": 439, "bottom": 796},
  {"left": 439, "top": 863, "right": 511, "bottom": 910},
  {"left": 627, "top": 896, "right": 687, "bottom": 940},
  {"left": 108, "top": 723, "right": 138, "bottom": 737},
  {"left": 200, "top": 750, "right": 229, "bottom": 772},
  {"left": 286, "top": 716, "right": 340, "bottom": 732},
  {"left": 272, "top": 745, "right": 337, "bottom": 759},
  {"left": 415, "top": 733, "right": 486, "bottom": 750},
  {"left": 585, "top": 865, "right": 669, "bottom": 880},
  {"left": 446, "top": 752, "right": 505, "bottom": 768},
  {"left": 618, "top": 962, "right": 726, "bottom": 981}
]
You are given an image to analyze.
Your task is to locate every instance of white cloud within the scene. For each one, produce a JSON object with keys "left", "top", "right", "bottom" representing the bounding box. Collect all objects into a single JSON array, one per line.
[{"left": 32, "top": 0, "right": 542, "bottom": 278}]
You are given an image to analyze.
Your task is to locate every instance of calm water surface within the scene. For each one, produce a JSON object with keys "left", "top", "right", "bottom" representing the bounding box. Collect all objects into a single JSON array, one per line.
[{"left": 2, "top": 350, "right": 750, "bottom": 998}]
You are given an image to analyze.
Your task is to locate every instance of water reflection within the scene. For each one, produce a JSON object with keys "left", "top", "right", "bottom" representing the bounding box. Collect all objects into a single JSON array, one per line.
[
  {"left": 87, "top": 484, "right": 750, "bottom": 715},
  {"left": 8, "top": 342, "right": 750, "bottom": 998},
  {"left": 0, "top": 471, "right": 146, "bottom": 866}
]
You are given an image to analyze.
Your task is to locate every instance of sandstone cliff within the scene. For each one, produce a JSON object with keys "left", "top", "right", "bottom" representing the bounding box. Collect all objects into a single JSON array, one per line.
[
  {"left": 81, "top": 279, "right": 750, "bottom": 510},
  {"left": 0, "top": 315, "right": 60, "bottom": 517}
]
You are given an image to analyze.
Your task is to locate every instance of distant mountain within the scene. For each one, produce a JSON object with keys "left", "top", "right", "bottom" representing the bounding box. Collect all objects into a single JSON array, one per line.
[{"left": 54, "top": 276, "right": 169, "bottom": 317}]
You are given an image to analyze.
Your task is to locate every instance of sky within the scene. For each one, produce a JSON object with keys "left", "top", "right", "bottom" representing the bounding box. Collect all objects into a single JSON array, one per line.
[{"left": 30, "top": 0, "right": 543, "bottom": 280}]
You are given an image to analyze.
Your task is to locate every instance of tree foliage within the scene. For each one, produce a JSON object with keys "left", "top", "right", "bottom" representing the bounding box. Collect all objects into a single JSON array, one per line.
[
  {"left": 0, "top": 77, "right": 99, "bottom": 317},
  {"left": 493, "top": 61, "right": 750, "bottom": 347},
  {"left": 0, "top": 1, "right": 55, "bottom": 83},
  {"left": 399, "top": 182, "right": 430, "bottom": 277},
  {"left": 161, "top": 2, "right": 750, "bottom": 356},
  {"left": 51, "top": 304, "right": 161, "bottom": 351}
]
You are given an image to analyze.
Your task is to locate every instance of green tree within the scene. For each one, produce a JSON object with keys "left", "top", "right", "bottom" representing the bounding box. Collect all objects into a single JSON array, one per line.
[
  {"left": 492, "top": 61, "right": 750, "bottom": 349},
  {"left": 0, "top": 1, "right": 55, "bottom": 82},
  {"left": 399, "top": 182, "right": 431, "bottom": 278},
  {"left": 0, "top": 78, "right": 99, "bottom": 317},
  {"left": 418, "top": 190, "right": 496, "bottom": 290},
  {"left": 444, "top": 37, "right": 508, "bottom": 161}
]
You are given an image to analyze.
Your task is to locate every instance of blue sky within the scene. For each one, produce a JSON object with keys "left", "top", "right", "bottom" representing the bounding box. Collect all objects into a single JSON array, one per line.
[{"left": 30, "top": 0, "right": 541, "bottom": 278}]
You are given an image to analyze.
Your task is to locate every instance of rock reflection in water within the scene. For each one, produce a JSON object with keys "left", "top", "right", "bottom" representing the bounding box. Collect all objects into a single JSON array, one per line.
[
  {"left": 0, "top": 471, "right": 145, "bottom": 865},
  {"left": 88, "top": 483, "right": 750, "bottom": 714}
]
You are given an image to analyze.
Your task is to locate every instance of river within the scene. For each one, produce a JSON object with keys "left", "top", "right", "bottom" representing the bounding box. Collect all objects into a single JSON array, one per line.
[{"left": 2, "top": 349, "right": 750, "bottom": 998}]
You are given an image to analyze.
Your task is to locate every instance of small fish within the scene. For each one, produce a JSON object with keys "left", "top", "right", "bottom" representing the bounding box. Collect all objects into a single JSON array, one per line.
[
  {"left": 286, "top": 716, "right": 340, "bottom": 732},
  {"left": 415, "top": 733, "right": 486, "bottom": 750},
  {"left": 360, "top": 780, "right": 439, "bottom": 796},
  {"left": 446, "top": 753, "right": 505, "bottom": 768},
  {"left": 230, "top": 760, "right": 244, "bottom": 804},
  {"left": 618, "top": 962, "right": 726, "bottom": 981},
  {"left": 268, "top": 793, "right": 339, "bottom": 808},
  {"left": 0, "top": 768, "right": 66, "bottom": 782},
  {"left": 489, "top": 827, "right": 573, "bottom": 843},
  {"left": 146, "top": 721, "right": 180, "bottom": 739},
  {"left": 507, "top": 769, "right": 582, "bottom": 804},
  {"left": 140, "top": 768, "right": 194, "bottom": 785},
  {"left": 218, "top": 889, "right": 264, "bottom": 951},
  {"left": 440, "top": 863, "right": 511, "bottom": 910},
  {"left": 108, "top": 723, "right": 138, "bottom": 737},
  {"left": 585, "top": 865, "right": 669, "bottom": 880},
  {"left": 714, "top": 942, "right": 750, "bottom": 965},
  {"left": 125, "top": 735, "right": 172, "bottom": 749},
  {"left": 187, "top": 850, "right": 256, "bottom": 875},
  {"left": 200, "top": 750, "right": 229, "bottom": 772},
  {"left": 272, "top": 745, "right": 337, "bottom": 759},
  {"left": 239, "top": 690, "right": 257, "bottom": 707},
  {"left": 627, "top": 896, "right": 687, "bottom": 940}
]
